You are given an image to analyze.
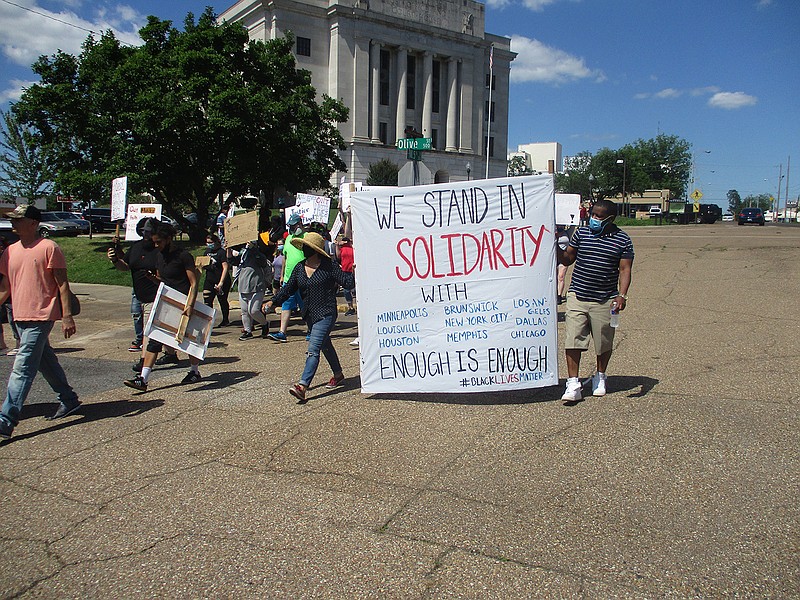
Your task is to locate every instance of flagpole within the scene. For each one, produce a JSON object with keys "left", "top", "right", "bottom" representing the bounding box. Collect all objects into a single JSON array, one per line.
[{"left": 485, "top": 45, "right": 494, "bottom": 179}]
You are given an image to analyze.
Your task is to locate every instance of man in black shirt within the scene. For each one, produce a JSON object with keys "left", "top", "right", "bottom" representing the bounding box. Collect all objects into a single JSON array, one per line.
[{"left": 109, "top": 217, "right": 160, "bottom": 351}]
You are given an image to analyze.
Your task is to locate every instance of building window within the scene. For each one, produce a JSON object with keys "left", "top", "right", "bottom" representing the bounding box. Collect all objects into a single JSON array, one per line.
[
  {"left": 296, "top": 37, "right": 311, "bottom": 57},
  {"left": 484, "top": 101, "right": 495, "bottom": 122},
  {"left": 484, "top": 136, "right": 495, "bottom": 158},
  {"left": 431, "top": 128, "right": 438, "bottom": 149},
  {"left": 379, "top": 49, "right": 391, "bottom": 106},
  {"left": 406, "top": 55, "right": 416, "bottom": 110},
  {"left": 432, "top": 60, "right": 441, "bottom": 113},
  {"left": 485, "top": 74, "right": 496, "bottom": 90},
  {"left": 379, "top": 122, "right": 388, "bottom": 145}
]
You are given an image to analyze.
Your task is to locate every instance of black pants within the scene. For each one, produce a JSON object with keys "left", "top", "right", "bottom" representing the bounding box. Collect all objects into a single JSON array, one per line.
[{"left": 203, "top": 276, "right": 231, "bottom": 322}]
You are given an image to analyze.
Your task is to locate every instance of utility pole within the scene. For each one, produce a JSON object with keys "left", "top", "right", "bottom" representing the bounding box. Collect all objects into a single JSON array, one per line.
[{"left": 776, "top": 163, "right": 783, "bottom": 222}]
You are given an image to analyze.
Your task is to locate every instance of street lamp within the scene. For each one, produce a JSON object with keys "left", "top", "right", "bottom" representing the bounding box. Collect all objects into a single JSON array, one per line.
[
  {"left": 616, "top": 159, "right": 626, "bottom": 217},
  {"left": 466, "top": 162, "right": 471, "bottom": 181}
]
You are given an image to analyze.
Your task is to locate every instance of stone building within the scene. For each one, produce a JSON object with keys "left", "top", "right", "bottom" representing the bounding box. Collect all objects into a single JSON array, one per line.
[{"left": 219, "top": 0, "right": 515, "bottom": 184}]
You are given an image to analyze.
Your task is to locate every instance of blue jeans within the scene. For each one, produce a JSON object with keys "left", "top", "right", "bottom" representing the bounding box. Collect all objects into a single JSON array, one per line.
[
  {"left": 299, "top": 314, "right": 341, "bottom": 387},
  {"left": 131, "top": 291, "right": 144, "bottom": 345},
  {"left": 1, "top": 321, "right": 78, "bottom": 427}
]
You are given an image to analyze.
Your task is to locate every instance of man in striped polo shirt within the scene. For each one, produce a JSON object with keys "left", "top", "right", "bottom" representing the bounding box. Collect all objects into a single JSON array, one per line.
[{"left": 558, "top": 199, "right": 633, "bottom": 402}]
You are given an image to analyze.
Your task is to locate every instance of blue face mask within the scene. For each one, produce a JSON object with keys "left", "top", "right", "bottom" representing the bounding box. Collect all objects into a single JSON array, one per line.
[
  {"left": 588, "top": 215, "right": 610, "bottom": 232},
  {"left": 206, "top": 243, "right": 216, "bottom": 250}
]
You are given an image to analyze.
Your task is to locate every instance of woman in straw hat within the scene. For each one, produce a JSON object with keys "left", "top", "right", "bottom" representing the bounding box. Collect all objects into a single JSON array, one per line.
[{"left": 264, "top": 232, "right": 355, "bottom": 402}]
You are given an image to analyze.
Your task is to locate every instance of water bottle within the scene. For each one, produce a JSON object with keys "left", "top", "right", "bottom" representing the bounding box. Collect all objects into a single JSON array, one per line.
[{"left": 610, "top": 301, "right": 620, "bottom": 328}]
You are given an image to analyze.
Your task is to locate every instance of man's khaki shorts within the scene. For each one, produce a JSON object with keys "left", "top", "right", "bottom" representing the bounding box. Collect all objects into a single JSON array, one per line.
[{"left": 564, "top": 292, "right": 616, "bottom": 355}]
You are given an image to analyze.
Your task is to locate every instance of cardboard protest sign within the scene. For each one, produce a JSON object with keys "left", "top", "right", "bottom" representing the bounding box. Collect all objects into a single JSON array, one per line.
[
  {"left": 555, "top": 193, "right": 581, "bottom": 226},
  {"left": 124, "top": 204, "right": 162, "bottom": 241},
  {"left": 350, "top": 174, "right": 558, "bottom": 394},
  {"left": 223, "top": 210, "right": 259, "bottom": 247},
  {"left": 110, "top": 176, "right": 128, "bottom": 222},
  {"left": 144, "top": 283, "right": 215, "bottom": 360}
]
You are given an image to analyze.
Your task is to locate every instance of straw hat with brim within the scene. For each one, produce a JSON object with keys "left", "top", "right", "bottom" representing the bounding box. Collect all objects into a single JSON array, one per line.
[{"left": 291, "top": 232, "right": 330, "bottom": 258}]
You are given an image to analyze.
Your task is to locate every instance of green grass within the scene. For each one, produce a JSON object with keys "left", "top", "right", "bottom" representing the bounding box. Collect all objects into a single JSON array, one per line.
[{"left": 55, "top": 235, "right": 204, "bottom": 286}]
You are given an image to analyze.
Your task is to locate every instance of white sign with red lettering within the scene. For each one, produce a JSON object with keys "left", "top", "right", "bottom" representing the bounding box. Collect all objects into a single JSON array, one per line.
[{"left": 350, "top": 175, "right": 558, "bottom": 394}]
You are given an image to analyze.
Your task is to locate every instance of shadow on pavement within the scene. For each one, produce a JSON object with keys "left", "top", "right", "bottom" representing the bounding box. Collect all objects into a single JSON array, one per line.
[{"left": 5, "top": 398, "right": 165, "bottom": 444}]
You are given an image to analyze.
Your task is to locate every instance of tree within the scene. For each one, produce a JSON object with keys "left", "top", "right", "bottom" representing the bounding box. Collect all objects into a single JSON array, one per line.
[
  {"left": 742, "top": 193, "right": 772, "bottom": 212},
  {"left": 366, "top": 159, "right": 399, "bottom": 186},
  {"left": 14, "top": 9, "right": 348, "bottom": 240},
  {"left": 507, "top": 155, "right": 531, "bottom": 177},
  {"left": 727, "top": 189, "right": 742, "bottom": 214},
  {"left": 0, "top": 109, "right": 53, "bottom": 200}
]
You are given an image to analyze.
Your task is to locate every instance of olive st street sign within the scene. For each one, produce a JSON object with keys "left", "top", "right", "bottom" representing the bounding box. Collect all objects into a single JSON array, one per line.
[{"left": 396, "top": 138, "right": 432, "bottom": 151}]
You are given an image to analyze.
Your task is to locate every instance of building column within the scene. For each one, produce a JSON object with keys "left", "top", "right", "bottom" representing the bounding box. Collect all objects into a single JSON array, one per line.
[
  {"left": 370, "top": 41, "right": 380, "bottom": 143},
  {"left": 445, "top": 57, "right": 459, "bottom": 152},
  {"left": 351, "top": 37, "right": 370, "bottom": 143},
  {"left": 421, "top": 52, "right": 433, "bottom": 139},
  {"left": 459, "top": 56, "right": 475, "bottom": 154},
  {"left": 395, "top": 47, "right": 407, "bottom": 142}
]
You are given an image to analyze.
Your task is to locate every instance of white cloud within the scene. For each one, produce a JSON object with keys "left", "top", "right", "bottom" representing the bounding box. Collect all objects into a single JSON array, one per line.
[
  {"left": 654, "top": 88, "right": 682, "bottom": 99},
  {"left": 0, "top": 79, "right": 37, "bottom": 103},
  {"left": 756, "top": 0, "right": 773, "bottom": 9},
  {"left": 708, "top": 91, "right": 758, "bottom": 109},
  {"left": 0, "top": 1, "right": 142, "bottom": 68},
  {"left": 510, "top": 35, "right": 605, "bottom": 84}
]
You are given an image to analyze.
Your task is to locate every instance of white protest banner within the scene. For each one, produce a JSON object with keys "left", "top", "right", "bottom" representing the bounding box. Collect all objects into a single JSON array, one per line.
[
  {"left": 350, "top": 174, "right": 558, "bottom": 394},
  {"left": 294, "top": 193, "right": 331, "bottom": 225},
  {"left": 110, "top": 176, "right": 128, "bottom": 222},
  {"left": 555, "top": 193, "right": 581, "bottom": 226},
  {"left": 144, "top": 283, "right": 215, "bottom": 360},
  {"left": 124, "top": 204, "right": 162, "bottom": 241},
  {"left": 339, "top": 181, "right": 362, "bottom": 214}
]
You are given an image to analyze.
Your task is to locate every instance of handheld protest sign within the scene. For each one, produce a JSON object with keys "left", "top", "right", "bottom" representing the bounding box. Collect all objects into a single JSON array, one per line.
[
  {"left": 144, "top": 283, "right": 215, "bottom": 360},
  {"left": 350, "top": 174, "right": 558, "bottom": 394}
]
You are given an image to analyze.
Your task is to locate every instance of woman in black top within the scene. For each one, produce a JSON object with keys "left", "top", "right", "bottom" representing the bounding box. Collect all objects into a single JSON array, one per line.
[
  {"left": 265, "top": 232, "right": 355, "bottom": 402},
  {"left": 124, "top": 222, "right": 202, "bottom": 392},
  {"left": 202, "top": 233, "right": 231, "bottom": 326}
]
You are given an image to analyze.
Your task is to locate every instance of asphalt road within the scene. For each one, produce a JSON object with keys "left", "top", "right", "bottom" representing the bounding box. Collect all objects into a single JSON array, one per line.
[{"left": 0, "top": 222, "right": 798, "bottom": 598}]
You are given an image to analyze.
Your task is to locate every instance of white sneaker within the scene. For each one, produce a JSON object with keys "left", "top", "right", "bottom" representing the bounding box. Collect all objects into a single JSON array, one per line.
[
  {"left": 592, "top": 372, "right": 607, "bottom": 396},
  {"left": 561, "top": 378, "right": 582, "bottom": 401},
  {"left": 349, "top": 337, "right": 360, "bottom": 347}
]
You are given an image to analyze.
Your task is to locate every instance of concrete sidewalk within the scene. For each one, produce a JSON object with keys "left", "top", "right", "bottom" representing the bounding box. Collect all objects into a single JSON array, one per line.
[{"left": 0, "top": 224, "right": 798, "bottom": 598}]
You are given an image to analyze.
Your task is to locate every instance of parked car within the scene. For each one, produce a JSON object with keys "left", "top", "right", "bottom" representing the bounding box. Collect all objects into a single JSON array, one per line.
[
  {"left": 82, "top": 207, "right": 116, "bottom": 232},
  {"left": 0, "top": 220, "right": 19, "bottom": 244},
  {"left": 38, "top": 212, "right": 82, "bottom": 237},
  {"left": 738, "top": 207, "right": 765, "bottom": 226},
  {"left": 722, "top": 213, "right": 734, "bottom": 222},
  {"left": 648, "top": 206, "right": 663, "bottom": 216},
  {"left": 51, "top": 211, "right": 90, "bottom": 234}
]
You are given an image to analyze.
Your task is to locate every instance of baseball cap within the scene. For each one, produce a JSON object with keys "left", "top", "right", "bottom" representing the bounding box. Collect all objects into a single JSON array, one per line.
[
  {"left": 7, "top": 204, "right": 42, "bottom": 221},
  {"left": 287, "top": 213, "right": 302, "bottom": 226}
]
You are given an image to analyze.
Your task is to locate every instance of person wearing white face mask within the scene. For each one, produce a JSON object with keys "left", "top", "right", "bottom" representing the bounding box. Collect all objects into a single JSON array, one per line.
[{"left": 557, "top": 199, "right": 634, "bottom": 403}]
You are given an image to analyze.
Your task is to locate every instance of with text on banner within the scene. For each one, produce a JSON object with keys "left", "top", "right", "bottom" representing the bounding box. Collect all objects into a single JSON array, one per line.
[{"left": 350, "top": 174, "right": 558, "bottom": 394}]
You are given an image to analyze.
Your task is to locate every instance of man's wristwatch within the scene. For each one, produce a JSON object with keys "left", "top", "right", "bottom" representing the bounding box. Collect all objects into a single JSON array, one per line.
[{"left": 620, "top": 294, "right": 628, "bottom": 300}]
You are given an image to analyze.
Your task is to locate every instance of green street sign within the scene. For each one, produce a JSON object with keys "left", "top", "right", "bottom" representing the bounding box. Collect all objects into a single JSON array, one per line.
[{"left": 397, "top": 138, "right": 432, "bottom": 151}]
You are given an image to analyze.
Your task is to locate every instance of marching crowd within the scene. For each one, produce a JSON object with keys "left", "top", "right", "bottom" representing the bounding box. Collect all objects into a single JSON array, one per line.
[{"left": 0, "top": 197, "right": 632, "bottom": 441}]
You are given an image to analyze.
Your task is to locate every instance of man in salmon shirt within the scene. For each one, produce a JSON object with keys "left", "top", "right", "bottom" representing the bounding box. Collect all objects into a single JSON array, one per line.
[{"left": 0, "top": 205, "right": 80, "bottom": 440}]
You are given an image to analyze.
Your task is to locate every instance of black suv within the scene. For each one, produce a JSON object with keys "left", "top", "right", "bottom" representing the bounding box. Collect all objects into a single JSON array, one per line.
[
  {"left": 82, "top": 208, "right": 115, "bottom": 232},
  {"left": 738, "top": 207, "right": 765, "bottom": 226}
]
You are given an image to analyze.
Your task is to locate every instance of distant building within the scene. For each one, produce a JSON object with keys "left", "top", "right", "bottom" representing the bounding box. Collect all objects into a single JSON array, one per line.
[
  {"left": 514, "top": 142, "right": 563, "bottom": 174},
  {"left": 219, "top": 0, "right": 516, "bottom": 184}
]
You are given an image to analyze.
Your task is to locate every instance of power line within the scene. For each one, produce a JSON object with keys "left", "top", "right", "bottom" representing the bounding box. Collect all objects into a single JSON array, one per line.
[{"left": 0, "top": 0, "right": 98, "bottom": 36}]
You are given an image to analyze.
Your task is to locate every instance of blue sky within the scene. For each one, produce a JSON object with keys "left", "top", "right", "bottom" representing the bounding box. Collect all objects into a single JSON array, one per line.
[{"left": 1, "top": 0, "right": 798, "bottom": 208}]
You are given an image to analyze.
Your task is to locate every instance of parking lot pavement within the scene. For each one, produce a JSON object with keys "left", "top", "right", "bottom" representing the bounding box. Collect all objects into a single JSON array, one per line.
[{"left": 0, "top": 225, "right": 798, "bottom": 598}]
